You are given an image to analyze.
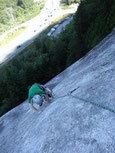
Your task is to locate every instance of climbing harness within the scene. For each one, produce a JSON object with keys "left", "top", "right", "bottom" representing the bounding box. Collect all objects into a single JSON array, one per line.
[{"left": 54, "top": 88, "right": 115, "bottom": 114}]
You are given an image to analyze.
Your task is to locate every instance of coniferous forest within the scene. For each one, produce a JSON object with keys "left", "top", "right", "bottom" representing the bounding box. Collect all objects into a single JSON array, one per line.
[{"left": 0, "top": 0, "right": 115, "bottom": 116}]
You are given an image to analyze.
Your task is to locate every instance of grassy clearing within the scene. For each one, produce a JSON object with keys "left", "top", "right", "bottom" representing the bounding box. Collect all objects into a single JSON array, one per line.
[
  {"left": 0, "top": 27, "right": 26, "bottom": 48},
  {"left": 60, "top": 5, "right": 74, "bottom": 10}
]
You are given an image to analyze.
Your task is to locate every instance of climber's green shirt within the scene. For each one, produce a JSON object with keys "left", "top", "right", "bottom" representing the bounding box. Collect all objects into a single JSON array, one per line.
[{"left": 28, "top": 84, "right": 46, "bottom": 103}]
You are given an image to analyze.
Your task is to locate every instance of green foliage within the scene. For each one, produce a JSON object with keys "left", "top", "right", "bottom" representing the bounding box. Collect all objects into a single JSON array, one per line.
[
  {"left": 0, "top": 0, "right": 46, "bottom": 34},
  {"left": 60, "top": 0, "right": 80, "bottom": 5},
  {"left": 74, "top": 0, "right": 115, "bottom": 52}
]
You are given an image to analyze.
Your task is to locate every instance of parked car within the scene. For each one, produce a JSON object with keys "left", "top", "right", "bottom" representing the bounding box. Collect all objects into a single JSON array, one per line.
[
  {"left": 65, "top": 16, "right": 70, "bottom": 20},
  {"left": 54, "top": 24, "right": 59, "bottom": 29},
  {"left": 50, "top": 28, "right": 55, "bottom": 32},
  {"left": 59, "top": 20, "right": 64, "bottom": 24},
  {"left": 47, "top": 31, "right": 52, "bottom": 36},
  {"left": 47, "top": 28, "right": 55, "bottom": 36}
]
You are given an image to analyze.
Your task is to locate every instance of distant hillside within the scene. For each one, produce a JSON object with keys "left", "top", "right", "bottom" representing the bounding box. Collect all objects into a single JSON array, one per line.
[{"left": 0, "top": 0, "right": 46, "bottom": 34}]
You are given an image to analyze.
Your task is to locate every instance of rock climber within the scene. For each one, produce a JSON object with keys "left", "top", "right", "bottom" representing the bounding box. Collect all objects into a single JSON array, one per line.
[{"left": 28, "top": 83, "right": 53, "bottom": 113}]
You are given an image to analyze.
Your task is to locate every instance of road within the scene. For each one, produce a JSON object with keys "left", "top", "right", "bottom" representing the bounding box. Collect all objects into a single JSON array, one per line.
[{"left": 0, "top": 1, "right": 78, "bottom": 67}]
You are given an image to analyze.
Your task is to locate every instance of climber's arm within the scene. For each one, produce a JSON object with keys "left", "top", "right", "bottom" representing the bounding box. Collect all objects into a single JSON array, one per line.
[
  {"left": 45, "top": 95, "right": 49, "bottom": 104},
  {"left": 29, "top": 103, "right": 41, "bottom": 114}
]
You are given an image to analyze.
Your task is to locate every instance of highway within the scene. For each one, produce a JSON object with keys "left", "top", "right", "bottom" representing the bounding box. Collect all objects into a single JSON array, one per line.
[{"left": 0, "top": 0, "right": 78, "bottom": 67}]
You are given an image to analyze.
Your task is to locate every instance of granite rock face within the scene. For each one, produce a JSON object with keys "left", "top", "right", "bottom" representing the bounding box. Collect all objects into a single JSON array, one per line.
[{"left": 0, "top": 30, "right": 115, "bottom": 153}]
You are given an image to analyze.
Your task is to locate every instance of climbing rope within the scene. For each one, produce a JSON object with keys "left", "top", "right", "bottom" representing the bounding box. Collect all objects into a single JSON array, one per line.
[
  {"left": 54, "top": 88, "right": 115, "bottom": 114},
  {"left": 69, "top": 94, "right": 115, "bottom": 113}
]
